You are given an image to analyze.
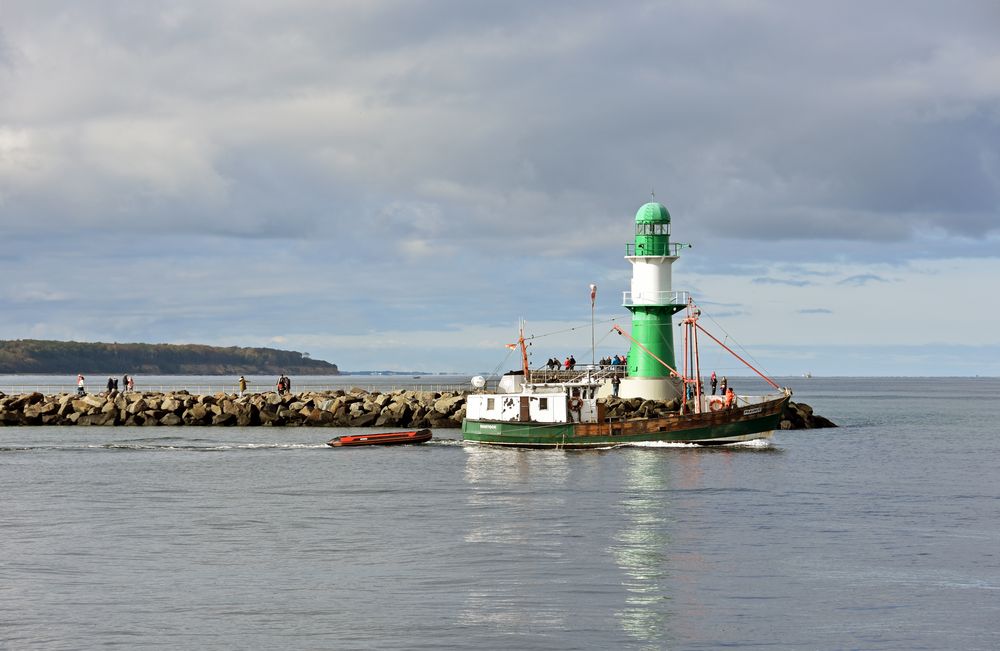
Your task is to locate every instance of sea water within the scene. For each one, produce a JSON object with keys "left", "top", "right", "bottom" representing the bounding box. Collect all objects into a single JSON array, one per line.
[{"left": 2, "top": 377, "right": 999, "bottom": 650}]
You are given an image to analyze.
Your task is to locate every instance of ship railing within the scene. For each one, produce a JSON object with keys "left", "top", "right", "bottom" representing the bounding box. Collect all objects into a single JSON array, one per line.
[
  {"left": 528, "top": 367, "right": 623, "bottom": 385},
  {"left": 700, "top": 392, "right": 785, "bottom": 410},
  {"left": 622, "top": 290, "right": 690, "bottom": 307}
]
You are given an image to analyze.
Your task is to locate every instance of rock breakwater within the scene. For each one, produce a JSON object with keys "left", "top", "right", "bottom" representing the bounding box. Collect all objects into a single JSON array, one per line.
[
  {"left": 0, "top": 389, "right": 836, "bottom": 429},
  {"left": 0, "top": 388, "right": 469, "bottom": 428}
]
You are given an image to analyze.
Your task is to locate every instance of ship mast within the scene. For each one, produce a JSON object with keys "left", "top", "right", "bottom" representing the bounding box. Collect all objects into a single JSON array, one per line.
[
  {"left": 518, "top": 319, "right": 531, "bottom": 383},
  {"left": 680, "top": 300, "right": 704, "bottom": 414}
]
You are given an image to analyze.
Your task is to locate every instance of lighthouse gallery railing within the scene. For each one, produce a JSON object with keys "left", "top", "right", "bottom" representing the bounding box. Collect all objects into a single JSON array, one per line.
[{"left": 622, "top": 290, "right": 690, "bottom": 307}]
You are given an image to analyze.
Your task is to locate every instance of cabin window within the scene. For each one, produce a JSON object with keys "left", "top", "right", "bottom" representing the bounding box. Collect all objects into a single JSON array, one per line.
[
  {"left": 486, "top": 398, "right": 495, "bottom": 410},
  {"left": 539, "top": 398, "right": 549, "bottom": 410}
]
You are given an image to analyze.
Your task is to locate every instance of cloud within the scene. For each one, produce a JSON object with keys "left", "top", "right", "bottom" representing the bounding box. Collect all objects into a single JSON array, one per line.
[
  {"left": 708, "top": 310, "right": 750, "bottom": 319},
  {"left": 798, "top": 308, "right": 833, "bottom": 314},
  {"left": 2, "top": 2, "right": 998, "bottom": 248},
  {"left": 838, "top": 274, "right": 889, "bottom": 286},
  {"left": 752, "top": 277, "right": 814, "bottom": 287}
]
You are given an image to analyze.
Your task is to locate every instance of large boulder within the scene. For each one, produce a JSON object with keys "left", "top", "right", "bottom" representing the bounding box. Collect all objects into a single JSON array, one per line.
[
  {"left": 81, "top": 394, "right": 106, "bottom": 409},
  {"left": 383, "top": 400, "right": 412, "bottom": 425},
  {"left": 78, "top": 411, "right": 114, "bottom": 426},
  {"left": 212, "top": 413, "right": 237, "bottom": 426},
  {"left": 433, "top": 395, "right": 465, "bottom": 416},
  {"left": 25, "top": 392, "right": 46, "bottom": 406},
  {"left": 160, "top": 413, "right": 183, "bottom": 426},
  {"left": 780, "top": 401, "right": 836, "bottom": 429},
  {"left": 306, "top": 409, "right": 334, "bottom": 426},
  {"left": 127, "top": 398, "right": 149, "bottom": 415},
  {"left": 183, "top": 403, "right": 210, "bottom": 425},
  {"left": 0, "top": 410, "right": 25, "bottom": 425},
  {"left": 349, "top": 411, "right": 379, "bottom": 427}
]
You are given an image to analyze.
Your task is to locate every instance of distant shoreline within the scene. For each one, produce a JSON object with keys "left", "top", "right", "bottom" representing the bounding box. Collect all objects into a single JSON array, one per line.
[{"left": 0, "top": 339, "right": 339, "bottom": 375}]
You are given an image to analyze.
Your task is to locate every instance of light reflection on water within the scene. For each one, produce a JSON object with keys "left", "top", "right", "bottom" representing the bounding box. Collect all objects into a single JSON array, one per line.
[{"left": 611, "top": 452, "right": 673, "bottom": 645}]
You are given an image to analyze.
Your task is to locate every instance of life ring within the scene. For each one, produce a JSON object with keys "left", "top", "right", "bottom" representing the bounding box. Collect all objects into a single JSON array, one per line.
[
  {"left": 569, "top": 397, "right": 583, "bottom": 411},
  {"left": 709, "top": 397, "right": 724, "bottom": 412}
]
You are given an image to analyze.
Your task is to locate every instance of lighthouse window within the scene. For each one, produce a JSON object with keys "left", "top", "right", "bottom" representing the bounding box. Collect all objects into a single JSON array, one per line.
[
  {"left": 486, "top": 398, "right": 495, "bottom": 410},
  {"left": 538, "top": 398, "right": 549, "bottom": 410},
  {"left": 636, "top": 223, "right": 670, "bottom": 235}
]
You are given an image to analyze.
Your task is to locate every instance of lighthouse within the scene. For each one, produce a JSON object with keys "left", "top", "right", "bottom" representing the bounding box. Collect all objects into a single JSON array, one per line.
[{"left": 620, "top": 200, "right": 690, "bottom": 400}]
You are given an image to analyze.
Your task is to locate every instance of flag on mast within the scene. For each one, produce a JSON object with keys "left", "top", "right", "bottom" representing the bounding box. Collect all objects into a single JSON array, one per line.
[{"left": 589, "top": 283, "right": 597, "bottom": 307}]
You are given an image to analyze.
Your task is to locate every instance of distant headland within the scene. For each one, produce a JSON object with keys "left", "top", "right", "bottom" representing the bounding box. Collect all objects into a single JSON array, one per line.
[{"left": 0, "top": 339, "right": 339, "bottom": 375}]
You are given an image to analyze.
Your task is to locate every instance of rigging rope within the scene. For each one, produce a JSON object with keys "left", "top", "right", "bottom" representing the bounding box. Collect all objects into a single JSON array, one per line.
[
  {"left": 487, "top": 346, "right": 517, "bottom": 380},
  {"left": 701, "top": 310, "right": 774, "bottom": 380},
  {"left": 524, "top": 316, "right": 623, "bottom": 341}
]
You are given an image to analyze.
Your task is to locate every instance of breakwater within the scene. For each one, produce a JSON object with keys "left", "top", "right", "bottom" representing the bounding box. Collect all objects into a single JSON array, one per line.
[
  {"left": 0, "top": 389, "right": 835, "bottom": 429},
  {"left": 0, "top": 389, "right": 468, "bottom": 428}
]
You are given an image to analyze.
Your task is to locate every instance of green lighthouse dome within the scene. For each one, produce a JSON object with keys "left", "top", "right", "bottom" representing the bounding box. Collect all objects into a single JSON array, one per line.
[
  {"left": 635, "top": 202, "right": 671, "bottom": 224},
  {"left": 633, "top": 200, "right": 672, "bottom": 253}
]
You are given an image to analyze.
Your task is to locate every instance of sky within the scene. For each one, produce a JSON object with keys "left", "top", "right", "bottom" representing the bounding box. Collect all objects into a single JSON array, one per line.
[{"left": 1, "top": 1, "right": 998, "bottom": 377}]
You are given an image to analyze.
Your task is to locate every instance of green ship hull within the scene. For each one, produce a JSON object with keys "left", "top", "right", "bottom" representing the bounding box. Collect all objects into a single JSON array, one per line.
[{"left": 462, "top": 395, "right": 789, "bottom": 448}]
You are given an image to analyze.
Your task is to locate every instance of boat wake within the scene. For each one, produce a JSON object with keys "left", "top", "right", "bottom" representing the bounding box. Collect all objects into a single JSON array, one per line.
[
  {"left": 427, "top": 438, "right": 465, "bottom": 446},
  {"left": 619, "top": 441, "right": 708, "bottom": 448},
  {"left": 622, "top": 438, "right": 773, "bottom": 449},
  {"left": 100, "top": 442, "right": 329, "bottom": 452}
]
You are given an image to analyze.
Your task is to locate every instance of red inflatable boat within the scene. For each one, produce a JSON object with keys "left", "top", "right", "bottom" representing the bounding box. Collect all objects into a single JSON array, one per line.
[{"left": 327, "top": 429, "right": 433, "bottom": 447}]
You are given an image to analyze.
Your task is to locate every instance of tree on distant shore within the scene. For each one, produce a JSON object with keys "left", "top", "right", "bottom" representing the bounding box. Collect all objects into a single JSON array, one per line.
[{"left": 0, "top": 340, "right": 340, "bottom": 375}]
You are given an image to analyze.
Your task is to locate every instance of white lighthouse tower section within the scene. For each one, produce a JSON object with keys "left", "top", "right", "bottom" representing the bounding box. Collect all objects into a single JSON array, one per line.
[
  {"left": 615, "top": 252, "right": 686, "bottom": 401},
  {"left": 627, "top": 255, "right": 678, "bottom": 305}
]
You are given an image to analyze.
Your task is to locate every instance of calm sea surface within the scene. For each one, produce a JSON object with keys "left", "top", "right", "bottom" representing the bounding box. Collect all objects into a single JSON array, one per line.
[{"left": 2, "top": 377, "right": 998, "bottom": 650}]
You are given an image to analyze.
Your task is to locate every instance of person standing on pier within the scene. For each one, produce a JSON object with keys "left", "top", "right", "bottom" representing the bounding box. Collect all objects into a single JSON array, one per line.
[
  {"left": 77, "top": 374, "right": 85, "bottom": 396},
  {"left": 127, "top": 376, "right": 134, "bottom": 392},
  {"left": 710, "top": 371, "right": 717, "bottom": 395},
  {"left": 238, "top": 375, "right": 248, "bottom": 397},
  {"left": 611, "top": 374, "right": 621, "bottom": 397},
  {"left": 122, "top": 374, "right": 129, "bottom": 393}
]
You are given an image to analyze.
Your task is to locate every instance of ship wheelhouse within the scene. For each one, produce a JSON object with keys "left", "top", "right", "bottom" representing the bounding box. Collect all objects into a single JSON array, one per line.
[{"left": 465, "top": 381, "right": 603, "bottom": 425}]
